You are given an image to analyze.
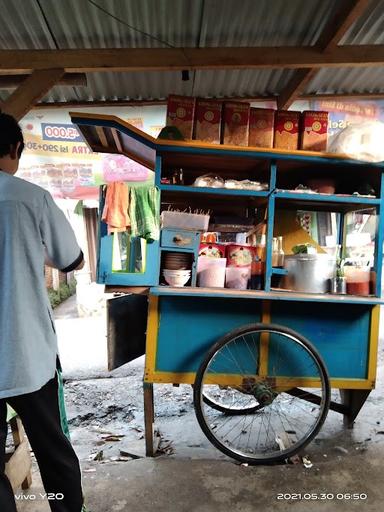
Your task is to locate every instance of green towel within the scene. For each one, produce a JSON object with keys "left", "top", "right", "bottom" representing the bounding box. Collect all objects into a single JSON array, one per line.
[
  {"left": 129, "top": 186, "right": 160, "bottom": 242},
  {"left": 6, "top": 405, "right": 17, "bottom": 423}
]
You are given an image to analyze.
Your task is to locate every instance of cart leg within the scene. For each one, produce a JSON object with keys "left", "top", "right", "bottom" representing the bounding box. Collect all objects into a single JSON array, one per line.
[
  {"left": 143, "top": 382, "right": 155, "bottom": 457},
  {"left": 340, "top": 389, "right": 371, "bottom": 428}
]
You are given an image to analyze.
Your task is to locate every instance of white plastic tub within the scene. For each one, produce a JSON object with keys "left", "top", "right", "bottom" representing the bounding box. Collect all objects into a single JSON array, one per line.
[
  {"left": 161, "top": 211, "right": 209, "bottom": 231},
  {"left": 197, "top": 256, "right": 226, "bottom": 288}
]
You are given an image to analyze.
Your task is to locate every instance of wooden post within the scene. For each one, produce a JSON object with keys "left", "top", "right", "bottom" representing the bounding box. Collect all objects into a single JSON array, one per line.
[
  {"left": 1, "top": 68, "right": 64, "bottom": 120},
  {"left": 143, "top": 382, "right": 155, "bottom": 457}
]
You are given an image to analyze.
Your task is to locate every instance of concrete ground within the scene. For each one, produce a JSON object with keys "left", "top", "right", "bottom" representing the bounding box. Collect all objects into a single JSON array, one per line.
[{"left": 13, "top": 295, "right": 384, "bottom": 511}]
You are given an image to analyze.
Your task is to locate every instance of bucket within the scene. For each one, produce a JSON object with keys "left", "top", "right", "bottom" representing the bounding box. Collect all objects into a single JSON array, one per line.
[{"left": 282, "top": 254, "right": 336, "bottom": 294}]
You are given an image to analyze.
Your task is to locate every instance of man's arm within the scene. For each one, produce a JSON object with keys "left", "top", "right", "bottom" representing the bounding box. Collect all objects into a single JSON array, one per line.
[
  {"left": 45, "top": 253, "right": 85, "bottom": 271},
  {"left": 40, "top": 193, "right": 84, "bottom": 273}
]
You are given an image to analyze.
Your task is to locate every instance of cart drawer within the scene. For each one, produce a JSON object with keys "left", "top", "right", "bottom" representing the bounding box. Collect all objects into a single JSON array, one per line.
[{"left": 161, "top": 229, "right": 200, "bottom": 251}]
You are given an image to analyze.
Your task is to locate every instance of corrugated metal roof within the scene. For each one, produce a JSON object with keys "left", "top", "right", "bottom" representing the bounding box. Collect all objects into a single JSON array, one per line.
[
  {"left": 27, "top": 0, "right": 339, "bottom": 49},
  {"left": 191, "top": 69, "right": 295, "bottom": 98},
  {"left": 1, "top": 0, "right": 384, "bottom": 103},
  {"left": 305, "top": 67, "right": 384, "bottom": 95},
  {"left": 341, "top": 0, "right": 384, "bottom": 44},
  {"left": 198, "top": 0, "right": 336, "bottom": 47},
  {"left": 0, "top": 0, "right": 54, "bottom": 49}
]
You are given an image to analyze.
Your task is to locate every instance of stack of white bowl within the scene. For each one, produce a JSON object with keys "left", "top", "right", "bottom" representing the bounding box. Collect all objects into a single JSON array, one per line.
[
  {"left": 163, "top": 269, "right": 191, "bottom": 287},
  {"left": 162, "top": 251, "right": 191, "bottom": 287}
]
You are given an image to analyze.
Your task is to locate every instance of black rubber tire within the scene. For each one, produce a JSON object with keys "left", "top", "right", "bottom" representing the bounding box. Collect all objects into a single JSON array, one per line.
[{"left": 193, "top": 323, "right": 331, "bottom": 465}]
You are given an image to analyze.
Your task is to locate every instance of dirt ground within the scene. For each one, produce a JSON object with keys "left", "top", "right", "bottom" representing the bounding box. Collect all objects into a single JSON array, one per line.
[{"left": 13, "top": 295, "right": 384, "bottom": 511}]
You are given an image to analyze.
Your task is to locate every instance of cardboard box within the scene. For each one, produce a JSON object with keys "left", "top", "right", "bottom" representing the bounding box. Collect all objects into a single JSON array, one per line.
[
  {"left": 273, "top": 110, "right": 300, "bottom": 151},
  {"left": 166, "top": 95, "right": 196, "bottom": 140},
  {"left": 300, "top": 111, "right": 329, "bottom": 152},
  {"left": 222, "top": 102, "right": 250, "bottom": 146},
  {"left": 248, "top": 108, "right": 275, "bottom": 148},
  {"left": 194, "top": 99, "right": 222, "bottom": 144}
]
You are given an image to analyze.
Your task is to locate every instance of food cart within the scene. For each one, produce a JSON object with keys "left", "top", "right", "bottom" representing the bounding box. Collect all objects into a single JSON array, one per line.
[{"left": 71, "top": 112, "right": 384, "bottom": 464}]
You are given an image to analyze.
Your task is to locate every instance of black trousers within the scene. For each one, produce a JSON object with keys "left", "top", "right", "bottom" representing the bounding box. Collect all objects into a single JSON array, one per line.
[{"left": 0, "top": 374, "right": 84, "bottom": 512}]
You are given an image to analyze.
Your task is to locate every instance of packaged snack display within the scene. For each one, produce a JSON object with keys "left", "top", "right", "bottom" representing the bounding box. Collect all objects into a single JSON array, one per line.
[
  {"left": 300, "top": 111, "right": 329, "bottom": 152},
  {"left": 248, "top": 108, "right": 275, "bottom": 148},
  {"left": 274, "top": 110, "right": 300, "bottom": 150},
  {"left": 226, "top": 244, "right": 254, "bottom": 267},
  {"left": 166, "top": 95, "right": 196, "bottom": 140},
  {"left": 199, "top": 243, "right": 226, "bottom": 258},
  {"left": 194, "top": 99, "right": 222, "bottom": 144},
  {"left": 222, "top": 102, "right": 250, "bottom": 146}
]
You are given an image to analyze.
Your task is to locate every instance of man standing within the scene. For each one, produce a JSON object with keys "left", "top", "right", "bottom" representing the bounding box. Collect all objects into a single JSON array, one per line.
[{"left": 0, "top": 112, "right": 85, "bottom": 511}]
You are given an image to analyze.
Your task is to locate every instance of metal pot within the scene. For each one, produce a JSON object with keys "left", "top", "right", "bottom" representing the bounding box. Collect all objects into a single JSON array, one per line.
[{"left": 282, "top": 254, "right": 336, "bottom": 294}]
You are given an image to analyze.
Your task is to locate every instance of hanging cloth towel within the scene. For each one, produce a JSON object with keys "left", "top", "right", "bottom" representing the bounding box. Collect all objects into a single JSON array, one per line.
[
  {"left": 129, "top": 186, "right": 160, "bottom": 242},
  {"left": 102, "top": 182, "right": 130, "bottom": 234}
]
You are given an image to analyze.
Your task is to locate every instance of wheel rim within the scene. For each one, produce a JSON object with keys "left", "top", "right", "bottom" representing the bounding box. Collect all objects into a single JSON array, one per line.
[
  {"left": 194, "top": 326, "right": 330, "bottom": 463},
  {"left": 202, "top": 387, "right": 262, "bottom": 414}
]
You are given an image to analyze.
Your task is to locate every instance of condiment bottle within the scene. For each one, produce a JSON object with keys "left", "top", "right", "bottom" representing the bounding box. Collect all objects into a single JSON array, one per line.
[
  {"left": 256, "top": 234, "right": 266, "bottom": 262},
  {"left": 272, "top": 237, "right": 279, "bottom": 267},
  {"left": 277, "top": 236, "right": 285, "bottom": 267}
]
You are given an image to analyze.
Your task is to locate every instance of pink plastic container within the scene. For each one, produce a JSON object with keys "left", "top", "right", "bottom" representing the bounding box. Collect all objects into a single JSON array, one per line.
[
  {"left": 197, "top": 257, "right": 226, "bottom": 288},
  {"left": 225, "top": 266, "right": 251, "bottom": 290}
]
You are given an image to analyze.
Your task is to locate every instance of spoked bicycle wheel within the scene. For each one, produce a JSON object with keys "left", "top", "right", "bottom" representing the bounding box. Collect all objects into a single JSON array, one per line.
[{"left": 193, "top": 323, "right": 330, "bottom": 464}]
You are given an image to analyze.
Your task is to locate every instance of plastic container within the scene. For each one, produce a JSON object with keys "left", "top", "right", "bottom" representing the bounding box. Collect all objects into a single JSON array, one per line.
[
  {"left": 197, "top": 257, "right": 226, "bottom": 288},
  {"left": 225, "top": 266, "right": 251, "bottom": 290},
  {"left": 344, "top": 266, "right": 370, "bottom": 296},
  {"left": 161, "top": 211, "right": 209, "bottom": 231}
]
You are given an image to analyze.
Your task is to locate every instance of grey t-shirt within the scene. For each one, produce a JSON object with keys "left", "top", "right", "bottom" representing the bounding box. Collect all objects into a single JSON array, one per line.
[{"left": 0, "top": 171, "right": 83, "bottom": 399}]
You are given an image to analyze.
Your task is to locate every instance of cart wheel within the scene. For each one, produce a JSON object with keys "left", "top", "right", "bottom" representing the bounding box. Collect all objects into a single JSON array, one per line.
[{"left": 193, "top": 323, "right": 330, "bottom": 465}]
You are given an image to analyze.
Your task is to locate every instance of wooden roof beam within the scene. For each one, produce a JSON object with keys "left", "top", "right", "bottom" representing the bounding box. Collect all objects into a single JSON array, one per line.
[
  {"left": 0, "top": 73, "right": 87, "bottom": 89},
  {"left": 277, "top": 0, "right": 371, "bottom": 109},
  {"left": 0, "top": 45, "right": 384, "bottom": 73},
  {"left": 1, "top": 69, "right": 64, "bottom": 120}
]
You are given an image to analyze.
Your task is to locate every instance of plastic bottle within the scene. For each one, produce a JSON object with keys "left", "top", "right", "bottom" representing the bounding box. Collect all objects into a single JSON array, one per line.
[
  {"left": 277, "top": 236, "right": 285, "bottom": 267},
  {"left": 272, "top": 237, "right": 279, "bottom": 267}
]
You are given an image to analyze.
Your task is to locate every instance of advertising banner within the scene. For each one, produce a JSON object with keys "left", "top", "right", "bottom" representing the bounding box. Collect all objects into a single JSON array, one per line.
[{"left": 18, "top": 106, "right": 166, "bottom": 199}]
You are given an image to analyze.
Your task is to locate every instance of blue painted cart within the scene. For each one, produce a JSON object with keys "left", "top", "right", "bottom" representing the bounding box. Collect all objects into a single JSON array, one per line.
[{"left": 72, "top": 112, "right": 383, "bottom": 464}]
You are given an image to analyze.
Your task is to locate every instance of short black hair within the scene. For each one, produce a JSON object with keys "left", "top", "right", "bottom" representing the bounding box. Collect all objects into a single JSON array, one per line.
[{"left": 0, "top": 112, "right": 25, "bottom": 158}]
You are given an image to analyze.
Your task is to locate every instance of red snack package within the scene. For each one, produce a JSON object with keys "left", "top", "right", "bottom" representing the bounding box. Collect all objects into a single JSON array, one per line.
[
  {"left": 222, "top": 102, "right": 250, "bottom": 146},
  {"left": 300, "top": 111, "right": 329, "bottom": 152},
  {"left": 274, "top": 110, "right": 300, "bottom": 151},
  {"left": 166, "top": 95, "right": 196, "bottom": 140},
  {"left": 194, "top": 99, "right": 222, "bottom": 144},
  {"left": 249, "top": 108, "right": 275, "bottom": 148}
]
